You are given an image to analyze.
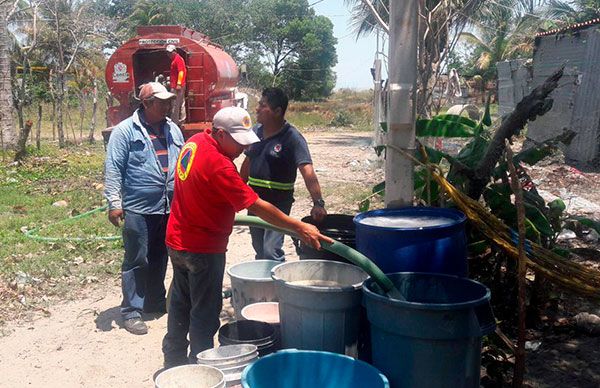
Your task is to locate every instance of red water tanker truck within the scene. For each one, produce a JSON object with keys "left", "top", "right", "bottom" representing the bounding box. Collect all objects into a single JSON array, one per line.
[{"left": 103, "top": 25, "right": 239, "bottom": 140}]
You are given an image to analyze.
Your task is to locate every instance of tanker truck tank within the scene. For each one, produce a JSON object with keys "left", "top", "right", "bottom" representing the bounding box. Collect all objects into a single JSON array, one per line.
[{"left": 103, "top": 25, "right": 239, "bottom": 141}]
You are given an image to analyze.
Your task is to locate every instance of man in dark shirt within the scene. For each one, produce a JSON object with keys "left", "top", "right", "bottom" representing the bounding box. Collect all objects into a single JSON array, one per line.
[{"left": 241, "top": 87, "right": 327, "bottom": 261}]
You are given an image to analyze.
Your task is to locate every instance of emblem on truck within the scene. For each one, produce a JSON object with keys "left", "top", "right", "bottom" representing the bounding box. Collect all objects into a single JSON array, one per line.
[{"left": 112, "top": 62, "right": 130, "bottom": 83}]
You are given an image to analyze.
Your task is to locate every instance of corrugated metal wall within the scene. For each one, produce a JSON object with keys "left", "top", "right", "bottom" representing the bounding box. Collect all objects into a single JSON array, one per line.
[
  {"left": 497, "top": 59, "right": 531, "bottom": 116},
  {"left": 567, "top": 29, "right": 600, "bottom": 163},
  {"left": 528, "top": 28, "right": 600, "bottom": 165}
]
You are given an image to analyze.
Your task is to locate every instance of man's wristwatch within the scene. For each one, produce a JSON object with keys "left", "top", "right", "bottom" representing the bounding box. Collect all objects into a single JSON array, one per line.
[{"left": 313, "top": 198, "right": 325, "bottom": 208}]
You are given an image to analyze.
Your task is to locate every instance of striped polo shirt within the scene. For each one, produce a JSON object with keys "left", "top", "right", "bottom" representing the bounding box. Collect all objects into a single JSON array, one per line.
[{"left": 140, "top": 112, "right": 169, "bottom": 173}]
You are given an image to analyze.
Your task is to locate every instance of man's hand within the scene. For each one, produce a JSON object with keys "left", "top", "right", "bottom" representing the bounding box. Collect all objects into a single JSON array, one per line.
[
  {"left": 310, "top": 205, "right": 327, "bottom": 222},
  {"left": 296, "top": 221, "right": 333, "bottom": 251},
  {"left": 176, "top": 85, "right": 182, "bottom": 90},
  {"left": 108, "top": 209, "right": 124, "bottom": 227}
]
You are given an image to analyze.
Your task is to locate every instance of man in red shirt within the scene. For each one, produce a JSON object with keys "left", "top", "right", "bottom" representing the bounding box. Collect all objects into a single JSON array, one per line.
[
  {"left": 166, "top": 44, "right": 187, "bottom": 125},
  {"left": 162, "top": 106, "right": 331, "bottom": 368}
]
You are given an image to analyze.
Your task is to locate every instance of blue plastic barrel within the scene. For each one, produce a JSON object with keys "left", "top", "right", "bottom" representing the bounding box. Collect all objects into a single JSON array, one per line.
[
  {"left": 241, "top": 349, "right": 389, "bottom": 388},
  {"left": 363, "top": 272, "right": 496, "bottom": 388},
  {"left": 354, "top": 207, "right": 468, "bottom": 276}
]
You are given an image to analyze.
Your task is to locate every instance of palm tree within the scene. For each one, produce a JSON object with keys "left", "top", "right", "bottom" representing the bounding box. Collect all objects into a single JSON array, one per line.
[
  {"left": 344, "top": 0, "right": 489, "bottom": 116},
  {"left": 124, "top": 0, "right": 175, "bottom": 36},
  {"left": 459, "top": 0, "right": 550, "bottom": 81},
  {"left": 544, "top": 0, "right": 600, "bottom": 24},
  {"left": 0, "top": 1, "right": 16, "bottom": 151}
]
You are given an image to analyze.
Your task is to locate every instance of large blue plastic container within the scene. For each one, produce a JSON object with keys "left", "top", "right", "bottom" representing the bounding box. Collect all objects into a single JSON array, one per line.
[
  {"left": 354, "top": 207, "right": 468, "bottom": 276},
  {"left": 241, "top": 349, "right": 389, "bottom": 388},
  {"left": 363, "top": 272, "right": 496, "bottom": 388}
]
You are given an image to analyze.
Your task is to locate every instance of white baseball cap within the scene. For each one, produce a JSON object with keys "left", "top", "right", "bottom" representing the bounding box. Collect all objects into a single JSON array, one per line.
[
  {"left": 166, "top": 44, "right": 176, "bottom": 53},
  {"left": 138, "top": 82, "right": 175, "bottom": 100},
  {"left": 212, "top": 107, "right": 260, "bottom": 146}
]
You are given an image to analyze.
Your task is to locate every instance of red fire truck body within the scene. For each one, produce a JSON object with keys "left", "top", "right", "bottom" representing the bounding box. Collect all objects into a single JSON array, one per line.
[{"left": 104, "top": 25, "right": 239, "bottom": 139}]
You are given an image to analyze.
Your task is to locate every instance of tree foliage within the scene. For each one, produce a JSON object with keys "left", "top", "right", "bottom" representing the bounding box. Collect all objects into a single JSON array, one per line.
[
  {"left": 0, "top": 0, "right": 338, "bottom": 156},
  {"left": 247, "top": 0, "right": 337, "bottom": 99},
  {"left": 457, "top": 0, "right": 553, "bottom": 81},
  {"left": 108, "top": 0, "right": 338, "bottom": 100}
]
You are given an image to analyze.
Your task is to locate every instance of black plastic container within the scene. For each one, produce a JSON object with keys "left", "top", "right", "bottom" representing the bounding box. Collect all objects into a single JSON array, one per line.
[
  {"left": 218, "top": 320, "right": 278, "bottom": 357},
  {"left": 294, "top": 214, "right": 356, "bottom": 264}
]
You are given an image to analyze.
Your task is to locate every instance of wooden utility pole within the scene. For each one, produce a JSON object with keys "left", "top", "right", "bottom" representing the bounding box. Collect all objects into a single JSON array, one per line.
[{"left": 385, "top": 0, "right": 418, "bottom": 207}]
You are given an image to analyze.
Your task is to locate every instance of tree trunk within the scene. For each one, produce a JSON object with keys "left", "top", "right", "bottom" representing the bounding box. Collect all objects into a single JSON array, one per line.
[
  {"left": 105, "top": 93, "right": 113, "bottom": 127},
  {"left": 57, "top": 72, "right": 65, "bottom": 148},
  {"left": 36, "top": 103, "right": 42, "bottom": 150},
  {"left": 79, "top": 95, "right": 85, "bottom": 143},
  {"left": 15, "top": 56, "right": 29, "bottom": 136},
  {"left": 51, "top": 99, "right": 56, "bottom": 141},
  {"left": 14, "top": 120, "right": 33, "bottom": 162},
  {"left": 89, "top": 83, "right": 97, "bottom": 144},
  {"left": 466, "top": 67, "right": 564, "bottom": 200},
  {"left": 0, "top": 2, "right": 16, "bottom": 150}
]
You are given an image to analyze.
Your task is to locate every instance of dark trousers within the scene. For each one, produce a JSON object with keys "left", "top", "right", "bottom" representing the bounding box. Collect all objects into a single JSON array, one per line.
[
  {"left": 121, "top": 212, "right": 168, "bottom": 320},
  {"left": 249, "top": 198, "right": 293, "bottom": 261},
  {"left": 162, "top": 248, "right": 226, "bottom": 367}
]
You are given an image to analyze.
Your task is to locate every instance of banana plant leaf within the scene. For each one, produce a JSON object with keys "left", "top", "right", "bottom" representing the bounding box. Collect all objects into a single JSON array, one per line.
[
  {"left": 513, "top": 146, "right": 556, "bottom": 165},
  {"left": 416, "top": 115, "right": 478, "bottom": 137},
  {"left": 418, "top": 145, "right": 449, "bottom": 164},
  {"left": 468, "top": 240, "right": 490, "bottom": 256},
  {"left": 481, "top": 96, "right": 492, "bottom": 127},
  {"left": 483, "top": 183, "right": 555, "bottom": 241},
  {"left": 372, "top": 181, "right": 385, "bottom": 195},
  {"left": 570, "top": 216, "right": 600, "bottom": 234},
  {"left": 414, "top": 167, "right": 441, "bottom": 203}
]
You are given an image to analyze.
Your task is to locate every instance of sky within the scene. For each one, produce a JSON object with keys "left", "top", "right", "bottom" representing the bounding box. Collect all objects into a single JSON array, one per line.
[{"left": 311, "top": 0, "right": 386, "bottom": 90}]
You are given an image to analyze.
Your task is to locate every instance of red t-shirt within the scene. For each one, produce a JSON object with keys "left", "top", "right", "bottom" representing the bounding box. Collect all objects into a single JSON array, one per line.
[
  {"left": 166, "top": 131, "right": 258, "bottom": 253},
  {"left": 170, "top": 53, "right": 187, "bottom": 89}
]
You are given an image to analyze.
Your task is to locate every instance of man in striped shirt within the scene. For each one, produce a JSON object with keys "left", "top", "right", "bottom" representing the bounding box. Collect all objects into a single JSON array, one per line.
[{"left": 104, "top": 82, "right": 184, "bottom": 335}]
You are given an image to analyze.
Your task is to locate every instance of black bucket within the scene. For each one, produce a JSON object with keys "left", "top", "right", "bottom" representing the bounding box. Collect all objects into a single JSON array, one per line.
[
  {"left": 218, "top": 320, "right": 278, "bottom": 357},
  {"left": 295, "top": 214, "right": 356, "bottom": 264}
]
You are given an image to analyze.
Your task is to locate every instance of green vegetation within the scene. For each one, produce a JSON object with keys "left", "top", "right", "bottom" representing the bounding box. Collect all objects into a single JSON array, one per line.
[
  {"left": 0, "top": 142, "right": 121, "bottom": 321},
  {"left": 287, "top": 89, "right": 373, "bottom": 131}
]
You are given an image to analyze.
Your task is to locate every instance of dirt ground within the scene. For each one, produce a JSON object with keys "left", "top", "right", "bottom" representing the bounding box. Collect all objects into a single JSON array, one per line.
[{"left": 1, "top": 130, "right": 599, "bottom": 387}]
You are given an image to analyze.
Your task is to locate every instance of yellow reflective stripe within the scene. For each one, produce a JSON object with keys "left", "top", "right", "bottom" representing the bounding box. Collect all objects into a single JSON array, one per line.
[{"left": 248, "top": 177, "right": 294, "bottom": 190}]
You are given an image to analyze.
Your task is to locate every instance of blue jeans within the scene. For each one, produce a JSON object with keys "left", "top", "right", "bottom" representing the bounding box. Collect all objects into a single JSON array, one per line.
[
  {"left": 162, "top": 248, "right": 226, "bottom": 367},
  {"left": 249, "top": 199, "right": 293, "bottom": 261},
  {"left": 121, "top": 212, "right": 168, "bottom": 320}
]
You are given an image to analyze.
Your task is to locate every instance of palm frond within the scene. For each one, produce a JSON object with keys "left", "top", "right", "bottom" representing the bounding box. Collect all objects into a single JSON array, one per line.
[
  {"left": 476, "top": 50, "right": 492, "bottom": 70},
  {"left": 459, "top": 31, "right": 491, "bottom": 51}
]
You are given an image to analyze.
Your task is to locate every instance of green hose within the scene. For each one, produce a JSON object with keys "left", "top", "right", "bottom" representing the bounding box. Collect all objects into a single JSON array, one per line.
[
  {"left": 234, "top": 214, "right": 396, "bottom": 294},
  {"left": 23, "top": 208, "right": 398, "bottom": 296},
  {"left": 24, "top": 205, "right": 122, "bottom": 243}
]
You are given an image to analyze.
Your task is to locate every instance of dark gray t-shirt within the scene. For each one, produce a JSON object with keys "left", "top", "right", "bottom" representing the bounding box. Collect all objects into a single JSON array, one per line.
[{"left": 245, "top": 122, "right": 312, "bottom": 202}]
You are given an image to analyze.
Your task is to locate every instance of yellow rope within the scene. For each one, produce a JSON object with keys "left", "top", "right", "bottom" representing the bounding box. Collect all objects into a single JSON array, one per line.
[{"left": 387, "top": 143, "right": 600, "bottom": 299}]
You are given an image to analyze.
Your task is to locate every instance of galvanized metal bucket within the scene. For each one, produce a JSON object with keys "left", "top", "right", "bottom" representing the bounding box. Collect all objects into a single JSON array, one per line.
[
  {"left": 271, "top": 260, "right": 368, "bottom": 357},
  {"left": 197, "top": 344, "right": 258, "bottom": 387},
  {"left": 154, "top": 364, "right": 225, "bottom": 388},
  {"left": 227, "top": 260, "right": 280, "bottom": 319}
]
